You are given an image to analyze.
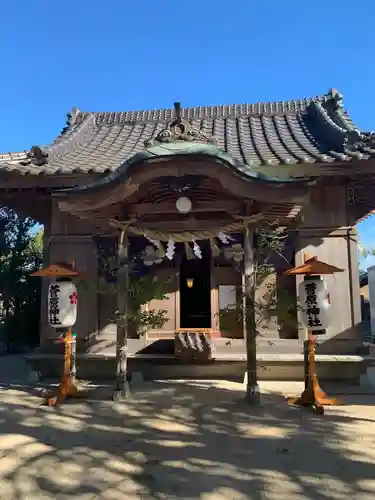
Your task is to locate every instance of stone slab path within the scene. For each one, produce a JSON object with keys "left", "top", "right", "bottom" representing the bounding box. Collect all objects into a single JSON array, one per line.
[{"left": 1, "top": 355, "right": 375, "bottom": 499}]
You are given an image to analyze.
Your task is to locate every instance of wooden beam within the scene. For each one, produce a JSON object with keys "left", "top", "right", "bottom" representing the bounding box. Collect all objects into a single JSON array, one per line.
[
  {"left": 56, "top": 157, "right": 311, "bottom": 211},
  {"left": 129, "top": 200, "right": 242, "bottom": 216},
  {"left": 69, "top": 204, "right": 302, "bottom": 232},
  {"left": 134, "top": 219, "right": 236, "bottom": 231},
  {"left": 0, "top": 191, "right": 51, "bottom": 224}
]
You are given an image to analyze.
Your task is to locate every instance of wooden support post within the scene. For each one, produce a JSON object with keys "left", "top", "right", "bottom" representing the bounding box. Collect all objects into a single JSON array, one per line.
[
  {"left": 287, "top": 329, "right": 342, "bottom": 414},
  {"left": 303, "top": 339, "right": 309, "bottom": 389},
  {"left": 42, "top": 327, "right": 86, "bottom": 407},
  {"left": 113, "top": 229, "right": 131, "bottom": 401},
  {"left": 243, "top": 225, "right": 260, "bottom": 405}
]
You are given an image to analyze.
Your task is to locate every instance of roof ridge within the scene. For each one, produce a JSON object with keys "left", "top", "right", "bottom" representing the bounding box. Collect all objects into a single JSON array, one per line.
[
  {"left": 0, "top": 151, "right": 27, "bottom": 161},
  {"left": 68, "top": 92, "right": 333, "bottom": 127}
]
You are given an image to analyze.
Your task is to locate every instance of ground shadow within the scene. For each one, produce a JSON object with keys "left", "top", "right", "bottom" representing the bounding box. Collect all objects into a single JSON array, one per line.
[{"left": 0, "top": 377, "right": 375, "bottom": 499}]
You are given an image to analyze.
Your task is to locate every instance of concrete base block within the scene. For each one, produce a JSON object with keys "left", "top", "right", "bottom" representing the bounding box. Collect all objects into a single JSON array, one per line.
[
  {"left": 130, "top": 371, "right": 145, "bottom": 387},
  {"left": 28, "top": 370, "right": 40, "bottom": 383}
]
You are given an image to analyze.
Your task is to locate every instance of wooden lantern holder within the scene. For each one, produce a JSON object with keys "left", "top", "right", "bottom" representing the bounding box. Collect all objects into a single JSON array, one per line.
[
  {"left": 283, "top": 256, "right": 344, "bottom": 415},
  {"left": 31, "top": 262, "right": 87, "bottom": 407}
]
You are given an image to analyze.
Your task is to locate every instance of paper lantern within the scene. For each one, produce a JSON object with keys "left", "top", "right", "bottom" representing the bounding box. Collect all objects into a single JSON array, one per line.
[
  {"left": 176, "top": 196, "right": 192, "bottom": 214},
  {"left": 48, "top": 280, "right": 78, "bottom": 328},
  {"left": 298, "top": 276, "right": 330, "bottom": 332}
]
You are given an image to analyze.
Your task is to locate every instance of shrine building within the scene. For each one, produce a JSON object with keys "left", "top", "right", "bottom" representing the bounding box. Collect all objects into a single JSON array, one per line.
[{"left": 1, "top": 88, "right": 374, "bottom": 381}]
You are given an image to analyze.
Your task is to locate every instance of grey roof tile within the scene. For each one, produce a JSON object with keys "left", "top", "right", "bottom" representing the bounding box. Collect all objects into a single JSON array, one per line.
[{"left": 1, "top": 88, "right": 374, "bottom": 176}]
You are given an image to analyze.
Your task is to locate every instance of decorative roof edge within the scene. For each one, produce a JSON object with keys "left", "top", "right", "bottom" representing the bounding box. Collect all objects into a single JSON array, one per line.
[
  {"left": 53, "top": 142, "right": 312, "bottom": 196},
  {"left": 60, "top": 107, "right": 81, "bottom": 135},
  {"left": 305, "top": 89, "right": 375, "bottom": 160}
]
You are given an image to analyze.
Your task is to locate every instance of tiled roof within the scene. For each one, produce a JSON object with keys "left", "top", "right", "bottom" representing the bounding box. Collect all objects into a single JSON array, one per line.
[{"left": 1, "top": 88, "right": 375, "bottom": 177}]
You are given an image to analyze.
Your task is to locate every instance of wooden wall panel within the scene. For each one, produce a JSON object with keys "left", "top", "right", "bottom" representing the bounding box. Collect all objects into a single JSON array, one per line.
[{"left": 146, "top": 266, "right": 178, "bottom": 338}]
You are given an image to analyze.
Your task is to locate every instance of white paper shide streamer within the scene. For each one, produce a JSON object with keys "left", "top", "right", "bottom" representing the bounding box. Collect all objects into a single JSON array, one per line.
[
  {"left": 140, "top": 230, "right": 242, "bottom": 263},
  {"left": 217, "top": 232, "right": 234, "bottom": 244},
  {"left": 166, "top": 239, "right": 176, "bottom": 260},
  {"left": 193, "top": 241, "right": 202, "bottom": 259}
]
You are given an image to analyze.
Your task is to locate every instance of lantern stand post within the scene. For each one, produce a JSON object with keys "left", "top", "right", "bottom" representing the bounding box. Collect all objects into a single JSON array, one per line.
[
  {"left": 31, "top": 262, "right": 87, "bottom": 408},
  {"left": 289, "top": 327, "right": 342, "bottom": 415},
  {"left": 283, "top": 256, "right": 344, "bottom": 415},
  {"left": 71, "top": 330, "right": 77, "bottom": 384}
]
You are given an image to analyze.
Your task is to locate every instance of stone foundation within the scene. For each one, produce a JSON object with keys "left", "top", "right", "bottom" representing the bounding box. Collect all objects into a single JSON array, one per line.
[{"left": 25, "top": 352, "right": 374, "bottom": 385}]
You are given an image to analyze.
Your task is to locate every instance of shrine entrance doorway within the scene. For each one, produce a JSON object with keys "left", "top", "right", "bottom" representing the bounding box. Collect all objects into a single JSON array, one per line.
[{"left": 179, "top": 254, "right": 211, "bottom": 329}]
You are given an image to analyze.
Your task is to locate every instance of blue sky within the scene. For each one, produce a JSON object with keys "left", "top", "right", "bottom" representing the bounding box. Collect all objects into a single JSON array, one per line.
[{"left": 1, "top": 0, "right": 375, "bottom": 268}]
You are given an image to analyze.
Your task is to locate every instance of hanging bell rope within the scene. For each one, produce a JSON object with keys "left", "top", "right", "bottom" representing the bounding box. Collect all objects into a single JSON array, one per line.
[{"left": 108, "top": 214, "right": 263, "bottom": 242}]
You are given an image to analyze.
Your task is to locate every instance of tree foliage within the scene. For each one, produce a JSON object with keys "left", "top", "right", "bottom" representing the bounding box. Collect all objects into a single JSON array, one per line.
[
  {"left": 219, "top": 227, "right": 297, "bottom": 337},
  {"left": 0, "top": 208, "right": 43, "bottom": 351},
  {"left": 74, "top": 259, "right": 170, "bottom": 336},
  {"left": 358, "top": 242, "right": 375, "bottom": 262}
]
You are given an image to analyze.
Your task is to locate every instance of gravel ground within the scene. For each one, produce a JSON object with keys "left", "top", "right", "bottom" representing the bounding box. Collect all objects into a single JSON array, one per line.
[{"left": 0, "top": 356, "right": 375, "bottom": 499}]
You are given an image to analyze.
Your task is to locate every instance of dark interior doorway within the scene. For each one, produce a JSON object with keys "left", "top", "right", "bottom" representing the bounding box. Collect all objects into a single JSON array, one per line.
[{"left": 180, "top": 255, "right": 211, "bottom": 329}]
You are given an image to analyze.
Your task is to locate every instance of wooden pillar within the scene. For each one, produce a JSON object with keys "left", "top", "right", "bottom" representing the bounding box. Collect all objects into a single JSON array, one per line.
[
  {"left": 242, "top": 226, "right": 260, "bottom": 405},
  {"left": 113, "top": 229, "right": 130, "bottom": 400}
]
